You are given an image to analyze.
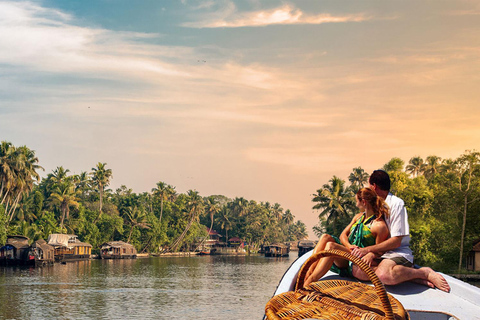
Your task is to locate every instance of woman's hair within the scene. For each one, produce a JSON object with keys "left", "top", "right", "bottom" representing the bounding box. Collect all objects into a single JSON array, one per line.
[{"left": 356, "top": 187, "right": 389, "bottom": 219}]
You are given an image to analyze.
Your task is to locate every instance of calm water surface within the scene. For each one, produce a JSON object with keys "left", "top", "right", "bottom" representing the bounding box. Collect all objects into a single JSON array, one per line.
[{"left": 0, "top": 255, "right": 296, "bottom": 320}]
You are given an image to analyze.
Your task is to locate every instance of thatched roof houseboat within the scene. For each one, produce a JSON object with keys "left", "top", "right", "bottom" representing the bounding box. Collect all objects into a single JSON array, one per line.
[
  {"left": 0, "top": 235, "right": 32, "bottom": 266},
  {"left": 297, "top": 240, "right": 316, "bottom": 257},
  {"left": 264, "top": 243, "right": 289, "bottom": 257},
  {"left": 100, "top": 241, "right": 137, "bottom": 259},
  {"left": 30, "top": 239, "right": 55, "bottom": 266},
  {"left": 47, "top": 234, "right": 92, "bottom": 261}
]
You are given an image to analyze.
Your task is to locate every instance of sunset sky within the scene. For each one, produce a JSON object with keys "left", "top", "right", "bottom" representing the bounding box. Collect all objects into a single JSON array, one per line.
[{"left": 1, "top": 0, "right": 480, "bottom": 236}]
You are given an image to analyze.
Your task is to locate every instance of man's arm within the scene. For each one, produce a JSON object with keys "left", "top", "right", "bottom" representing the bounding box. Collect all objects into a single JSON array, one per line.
[{"left": 351, "top": 236, "right": 402, "bottom": 258}]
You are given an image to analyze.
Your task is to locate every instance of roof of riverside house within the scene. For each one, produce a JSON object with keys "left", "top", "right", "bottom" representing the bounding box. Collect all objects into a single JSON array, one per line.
[
  {"left": 100, "top": 241, "right": 135, "bottom": 249},
  {"left": 472, "top": 238, "right": 480, "bottom": 251},
  {"left": 47, "top": 234, "right": 92, "bottom": 248}
]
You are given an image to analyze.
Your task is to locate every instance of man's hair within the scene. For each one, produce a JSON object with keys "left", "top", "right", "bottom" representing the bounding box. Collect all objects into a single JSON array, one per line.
[{"left": 369, "top": 170, "right": 391, "bottom": 191}]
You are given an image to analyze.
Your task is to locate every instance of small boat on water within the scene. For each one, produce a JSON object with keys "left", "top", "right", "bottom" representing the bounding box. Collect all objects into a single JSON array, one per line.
[
  {"left": 265, "top": 243, "right": 290, "bottom": 257},
  {"left": 297, "top": 239, "right": 316, "bottom": 257},
  {"left": 266, "top": 250, "right": 480, "bottom": 320}
]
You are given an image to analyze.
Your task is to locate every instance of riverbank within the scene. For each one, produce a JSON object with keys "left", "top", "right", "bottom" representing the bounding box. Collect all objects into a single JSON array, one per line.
[{"left": 450, "top": 273, "right": 480, "bottom": 281}]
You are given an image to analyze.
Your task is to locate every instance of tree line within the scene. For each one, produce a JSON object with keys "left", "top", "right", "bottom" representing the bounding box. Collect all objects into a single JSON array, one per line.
[
  {"left": 311, "top": 151, "right": 480, "bottom": 273},
  {"left": 0, "top": 141, "right": 308, "bottom": 254}
]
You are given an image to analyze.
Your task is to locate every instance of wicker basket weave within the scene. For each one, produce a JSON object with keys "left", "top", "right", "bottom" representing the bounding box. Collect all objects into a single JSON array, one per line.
[{"left": 265, "top": 249, "right": 409, "bottom": 320}]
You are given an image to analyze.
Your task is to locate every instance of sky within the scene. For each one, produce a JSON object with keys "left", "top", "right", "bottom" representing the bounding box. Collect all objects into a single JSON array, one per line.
[{"left": 1, "top": 0, "right": 480, "bottom": 237}]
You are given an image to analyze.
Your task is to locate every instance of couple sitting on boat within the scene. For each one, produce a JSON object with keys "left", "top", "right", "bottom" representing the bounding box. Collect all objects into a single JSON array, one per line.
[{"left": 305, "top": 170, "right": 451, "bottom": 293}]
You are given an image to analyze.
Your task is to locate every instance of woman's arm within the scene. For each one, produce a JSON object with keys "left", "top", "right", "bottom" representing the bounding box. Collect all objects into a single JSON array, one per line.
[{"left": 339, "top": 213, "right": 362, "bottom": 251}]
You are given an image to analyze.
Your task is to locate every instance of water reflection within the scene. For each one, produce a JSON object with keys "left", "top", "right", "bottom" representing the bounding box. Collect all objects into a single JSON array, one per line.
[{"left": 0, "top": 255, "right": 295, "bottom": 320}]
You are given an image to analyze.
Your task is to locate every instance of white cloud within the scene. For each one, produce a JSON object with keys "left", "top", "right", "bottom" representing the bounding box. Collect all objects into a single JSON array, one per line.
[{"left": 183, "top": 4, "right": 369, "bottom": 28}]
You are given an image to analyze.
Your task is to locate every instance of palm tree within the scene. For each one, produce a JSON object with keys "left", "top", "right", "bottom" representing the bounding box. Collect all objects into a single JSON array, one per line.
[
  {"left": 123, "top": 206, "right": 151, "bottom": 243},
  {"left": 440, "top": 158, "right": 456, "bottom": 174},
  {"left": 423, "top": 155, "right": 442, "bottom": 180},
  {"left": 91, "top": 162, "right": 113, "bottom": 222},
  {"left": 383, "top": 157, "right": 405, "bottom": 172},
  {"left": 0, "top": 141, "right": 16, "bottom": 205},
  {"left": 406, "top": 156, "right": 426, "bottom": 177},
  {"left": 49, "top": 179, "right": 80, "bottom": 232},
  {"left": 152, "top": 181, "right": 176, "bottom": 224},
  {"left": 348, "top": 166, "right": 369, "bottom": 191},
  {"left": 217, "top": 207, "right": 232, "bottom": 241},
  {"left": 293, "top": 220, "right": 308, "bottom": 240},
  {"left": 282, "top": 209, "right": 294, "bottom": 226},
  {"left": 169, "top": 190, "right": 204, "bottom": 252},
  {"left": 312, "top": 176, "right": 354, "bottom": 235},
  {"left": 0, "top": 144, "right": 43, "bottom": 224},
  {"left": 196, "top": 196, "right": 221, "bottom": 251}
]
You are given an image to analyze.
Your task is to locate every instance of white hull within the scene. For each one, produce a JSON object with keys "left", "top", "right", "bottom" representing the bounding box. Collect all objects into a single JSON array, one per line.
[{"left": 269, "top": 250, "right": 480, "bottom": 320}]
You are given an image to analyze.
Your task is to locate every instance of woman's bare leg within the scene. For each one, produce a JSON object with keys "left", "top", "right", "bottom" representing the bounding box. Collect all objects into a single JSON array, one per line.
[
  {"left": 305, "top": 234, "right": 336, "bottom": 279},
  {"left": 304, "top": 242, "right": 351, "bottom": 287}
]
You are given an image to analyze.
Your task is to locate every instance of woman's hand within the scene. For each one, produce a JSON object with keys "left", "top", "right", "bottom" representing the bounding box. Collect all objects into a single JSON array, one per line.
[
  {"left": 303, "top": 276, "right": 313, "bottom": 288},
  {"left": 347, "top": 245, "right": 359, "bottom": 252},
  {"left": 361, "top": 252, "right": 376, "bottom": 267}
]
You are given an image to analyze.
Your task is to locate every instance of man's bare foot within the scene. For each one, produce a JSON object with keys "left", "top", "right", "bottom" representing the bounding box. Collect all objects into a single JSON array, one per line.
[
  {"left": 425, "top": 267, "right": 451, "bottom": 292},
  {"left": 411, "top": 278, "right": 434, "bottom": 288}
]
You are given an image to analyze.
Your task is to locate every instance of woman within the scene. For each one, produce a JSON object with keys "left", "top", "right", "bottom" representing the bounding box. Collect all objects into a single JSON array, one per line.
[{"left": 303, "top": 187, "right": 390, "bottom": 287}]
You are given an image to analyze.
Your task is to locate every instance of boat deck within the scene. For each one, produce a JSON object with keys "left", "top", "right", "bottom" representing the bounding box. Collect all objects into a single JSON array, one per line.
[{"left": 271, "top": 251, "right": 480, "bottom": 320}]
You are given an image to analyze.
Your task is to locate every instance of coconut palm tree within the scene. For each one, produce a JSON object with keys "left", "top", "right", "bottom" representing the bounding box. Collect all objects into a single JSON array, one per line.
[
  {"left": 282, "top": 209, "right": 294, "bottom": 226},
  {"left": 423, "top": 155, "right": 442, "bottom": 180},
  {"left": 383, "top": 157, "right": 405, "bottom": 172},
  {"left": 1, "top": 144, "right": 43, "bottom": 224},
  {"left": 169, "top": 190, "right": 204, "bottom": 252},
  {"left": 312, "top": 176, "right": 354, "bottom": 235},
  {"left": 196, "top": 196, "right": 221, "bottom": 251},
  {"left": 152, "top": 181, "right": 176, "bottom": 224},
  {"left": 217, "top": 207, "right": 232, "bottom": 241},
  {"left": 49, "top": 178, "right": 80, "bottom": 232},
  {"left": 348, "top": 166, "right": 369, "bottom": 191},
  {"left": 123, "top": 206, "right": 151, "bottom": 243},
  {"left": 406, "top": 156, "right": 426, "bottom": 177},
  {"left": 91, "top": 162, "right": 113, "bottom": 222}
]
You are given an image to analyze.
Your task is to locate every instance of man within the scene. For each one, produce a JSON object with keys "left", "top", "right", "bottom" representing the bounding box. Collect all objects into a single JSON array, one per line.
[{"left": 350, "top": 170, "right": 450, "bottom": 293}]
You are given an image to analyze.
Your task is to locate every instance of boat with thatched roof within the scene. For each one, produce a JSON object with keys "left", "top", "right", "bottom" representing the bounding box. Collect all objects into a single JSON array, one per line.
[
  {"left": 0, "top": 235, "right": 32, "bottom": 266},
  {"left": 47, "top": 234, "right": 92, "bottom": 262},
  {"left": 29, "top": 239, "right": 55, "bottom": 266},
  {"left": 100, "top": 241, "right": 137, "bottom": 259}
]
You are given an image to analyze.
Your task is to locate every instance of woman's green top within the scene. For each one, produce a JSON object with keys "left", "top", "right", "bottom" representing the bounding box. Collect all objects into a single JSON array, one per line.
[
  {"left": 348, "top": 213, "right": 376, "bottom": 248},
  {"left": 330, "top": 213, "right": 377, "bottom": 277}
]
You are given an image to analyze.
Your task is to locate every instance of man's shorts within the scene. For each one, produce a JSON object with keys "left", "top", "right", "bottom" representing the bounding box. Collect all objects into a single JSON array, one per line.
[{"left": 388, "top": 256, "right": 413, "bottom": 267}]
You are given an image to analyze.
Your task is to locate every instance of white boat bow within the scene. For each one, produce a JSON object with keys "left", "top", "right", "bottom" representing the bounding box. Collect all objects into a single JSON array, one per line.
[{"left": 268, "top": 250, "right": 480, "bottom": 320}]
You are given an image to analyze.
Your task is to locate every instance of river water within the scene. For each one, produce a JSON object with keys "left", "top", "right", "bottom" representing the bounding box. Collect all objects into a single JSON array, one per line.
[
  {"left": 2, "top": 255, "right": 479, "bottom": 320},
  {"left": 0, "top": 255, "right": 296, "bottom": 320}
]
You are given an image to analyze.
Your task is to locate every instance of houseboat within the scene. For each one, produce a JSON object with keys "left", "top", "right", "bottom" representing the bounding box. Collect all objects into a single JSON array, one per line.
[
  {"left": 0, "top": 235, "right": 32, "bottom": 266},
  {"left": 297, "top": 239, "right": 316, "bottom": 257},
  {"left": 47, "top": 234, "right": 92, "bottom": 262},
  {"left": 264, "top": 243, "right": 289, "bottom": 257},
  {"left": 29, "top": 239, "right": 55, "bottom": 266},
  {"left": 100, "top": 241, "right": 137, "bottom": 259}
]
